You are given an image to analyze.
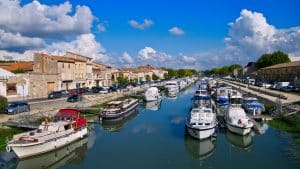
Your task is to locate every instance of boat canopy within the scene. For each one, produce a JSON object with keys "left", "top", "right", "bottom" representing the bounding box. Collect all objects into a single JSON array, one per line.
[{"left": 54, "top": 109, "right": 79, "bottom": 120}]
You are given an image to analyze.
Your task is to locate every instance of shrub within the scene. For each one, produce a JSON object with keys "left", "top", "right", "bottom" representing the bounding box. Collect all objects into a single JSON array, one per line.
[{"left": 0, "top": 95, "right": 8, "bottom": 113}]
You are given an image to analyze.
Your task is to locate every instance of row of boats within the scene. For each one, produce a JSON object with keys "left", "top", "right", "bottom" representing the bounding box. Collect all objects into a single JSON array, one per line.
[
  {"left": 6, "top": 77, "right": 197, "bottom": 159},
  {"left": 186, "top": 79, "right": 266, "bottom": 140}
]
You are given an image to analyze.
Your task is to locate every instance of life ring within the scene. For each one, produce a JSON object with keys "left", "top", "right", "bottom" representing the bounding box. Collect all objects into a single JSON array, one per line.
[{"left": 6, "top": 146, "right": 11, "bottom": 152}]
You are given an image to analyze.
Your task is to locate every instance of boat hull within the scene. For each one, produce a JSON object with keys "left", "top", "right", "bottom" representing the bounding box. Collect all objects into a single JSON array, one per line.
[
  {"left": 9, "top": 127, "right": 88, "bottom": 159},
  {"left": 101, "top": 102, "right": 138, "bottom": 121},
  {"left": 226, "top": 124, "right": 252, "bottom": 135},
  {"left": 186, "top": 124, "right": 215, "bottom": 140}
]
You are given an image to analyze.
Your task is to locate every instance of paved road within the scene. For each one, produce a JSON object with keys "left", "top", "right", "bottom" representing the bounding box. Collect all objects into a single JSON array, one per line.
[{"left": 221, "top": 80, "right": 300, "bottom": 104}]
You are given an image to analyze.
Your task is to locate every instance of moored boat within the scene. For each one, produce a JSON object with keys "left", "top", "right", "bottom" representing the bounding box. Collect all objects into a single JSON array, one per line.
[
  {"left": 186, "top": 107, "right": 217, "bottom": 140},
  {"left": 225, "top": 107, "right": 253, "bottom": 135},
  {"left": 99, "top": 98, "right": 138, "bottom": 121},
  {"left": 144, "top": 87, "right": 161, "bottom": 102},
  {"left": 6, "top": 109, "right": 88, "bottom": 159},
  {"left": 242, "top": 97, "right": 265, "bottom": 116}
]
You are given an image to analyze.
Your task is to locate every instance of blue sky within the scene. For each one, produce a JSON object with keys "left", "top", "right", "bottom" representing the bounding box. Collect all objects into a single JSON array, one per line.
[{"left": 1, "top": 0, "right": 300, "bottom": 69}]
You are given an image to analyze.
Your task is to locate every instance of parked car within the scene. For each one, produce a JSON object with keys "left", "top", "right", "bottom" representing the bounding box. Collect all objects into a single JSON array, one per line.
[
  {"left": 68, "top": 89, "right": 83, "bottom": 95},
  {"left": 60, "top": 90, "right": 69, "bottom": 95},
  {"left": 5, "top": 101, "right": 30, "bottom": 115},
  {"left": 99, "top": 87, "right": 109, "bottom": 94},
  {"left": 258, "top": 82, "right": 272, "bottom": 88},
  {"left": 48, "top": 91, "right": 63, "bottom": 99},
  {"left": 67, "top": 94, "right": 81, "bottom": 103},
  {"left": 92, "top": 86, "right": 101, "bottom": 93},
  {"left": 108, "top": 86, "right": 118, "bottom": 92},
  {"left": 280, "top": 86, "right": 293, "bottom": 92}
]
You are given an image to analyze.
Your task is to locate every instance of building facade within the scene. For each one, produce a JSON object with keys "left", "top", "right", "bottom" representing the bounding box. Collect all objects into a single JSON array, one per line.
[{"left": 257, "top": 61, "right": 300, "bottom": 86}]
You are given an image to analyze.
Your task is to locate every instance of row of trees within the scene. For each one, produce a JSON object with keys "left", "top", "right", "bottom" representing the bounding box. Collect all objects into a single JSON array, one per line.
[
  {"left": 116, "top": 68, "right": 197, "bottom": 85},
  {"left": 162, "top": 68, "right": 197, "bottom": 79},
  {"left": 203, "top": 50, "right": 291, "bottom": 76},
  {"left": 203, "top": 64, "right": 241, "bottom": 76}
]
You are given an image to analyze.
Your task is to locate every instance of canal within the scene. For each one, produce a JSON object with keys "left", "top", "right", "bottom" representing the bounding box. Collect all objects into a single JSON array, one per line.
[{"left": 2, "top": 84, "right": 300, "bottom": 169}]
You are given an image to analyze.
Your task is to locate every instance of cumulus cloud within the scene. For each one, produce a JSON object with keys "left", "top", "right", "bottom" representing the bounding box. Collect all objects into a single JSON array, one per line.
[
  {"left": 138, "top": 46, "right": 171, "bottom": 62},
  {"left": 129, "top": 19, "right": 154, "bottom": 30},
  {"left": 169, "top": 27, "right": 185, "bottom": 35},
  {"left": 0, "top": 0, "right": 93, "bottom": 40},
  {"left": 0, "top": 29, "right": 45, "bottom": 52},
  {"left": 224, "top": 9, "right": 300, "bottom": 63},
  {"left": 122, "top": 52, "right": 134, "bottom": 63},
  {"left": 181, "top": 55, "right": 196, "bottom": 63}
]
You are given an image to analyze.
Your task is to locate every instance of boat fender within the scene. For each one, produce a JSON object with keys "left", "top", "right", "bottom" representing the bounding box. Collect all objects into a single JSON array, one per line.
[
  {"left": 238, "top": 119, "right": 243, "bottom": 124},
  {"left": 6, "top": 146, "right": 11, "bottom": 152}
]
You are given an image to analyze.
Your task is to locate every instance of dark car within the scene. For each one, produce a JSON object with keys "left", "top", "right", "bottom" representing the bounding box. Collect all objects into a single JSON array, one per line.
[
  {"left": 5, "top": 101, "right": 30, "bottom": 115},
  {"left": 68, "top": 89, "right": 83, "bottom": 95},
  {"left": 108, "top": 86, "right": 118, "bottom": 92},
  {"left": 92, "top": 86, "right": 101, "bottom": 93},
  {"left": 48, "top": 91, "right": 63, "bottom": 99},
  {"left": 67, "top": 94, "right": 81, "bottom": 103},
  {"left": 280, "top": 86, "right": 293, "bottom": 92}
]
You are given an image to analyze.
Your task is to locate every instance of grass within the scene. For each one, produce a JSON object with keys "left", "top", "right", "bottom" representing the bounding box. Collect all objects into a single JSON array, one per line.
[
  {"left": 268, "top": 114, "right": 300, "bottom": 145},
  {"left": 0, "top": 127, "right": 25, "bottom": 151}
]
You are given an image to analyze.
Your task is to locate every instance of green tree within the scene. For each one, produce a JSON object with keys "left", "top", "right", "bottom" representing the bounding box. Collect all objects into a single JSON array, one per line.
[
  {"left": 145, "top": 75, "right": 151, "bottom": 81},
  {"left": 0, "top": 95, "right": 7, "bottom": 113},
  {"left": 117, "top": 76, "right": 129, "bottom": 85},
  {"left": 256, "top": 51, "right": 291, "bottom": 69},
  {"left": 152, "top": 74, "right": 159, "bottom": 81}
]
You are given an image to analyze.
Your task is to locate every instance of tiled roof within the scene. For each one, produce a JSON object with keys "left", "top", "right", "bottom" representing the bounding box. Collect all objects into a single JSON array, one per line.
[
  {"left": 260, "top": 61, "right": 300, "bottom": 69},
  {"left": 2, "top": 61, "right": 34, "bottom": 71}
]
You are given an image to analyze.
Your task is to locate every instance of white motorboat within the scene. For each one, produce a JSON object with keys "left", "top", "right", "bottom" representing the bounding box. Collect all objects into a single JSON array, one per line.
[
  {"left": 229, "top": 90, "right": 243, "bottom": 107},
  {"left": 6, "top": 109, "right": 88, "bottom": 159},
  {"left": 216, "top": 87, "right": 230, "bottom": 103},
  {"left": 165, "top": 81, "right": 179, "bottom": 93},
  {"left": 178, "top": 80, "right": 187, "bottom": 90},
  {"left": 186, "top": 107, "right": 217, "bottom": 140},
  {"left": 100, "top": 98, "right": 139, "bottom": 121},
  {"left": 225, "top": 107, "right": 253, "bottom": 135},
  {"left": 194, "top": 89, "right": 208, "bottom": 97},
  {"left": 242, "top": 97, "right": 265, "bottom": 116},
  {"left": 144, "top": 87, "right": 161, "bottom": 102}
]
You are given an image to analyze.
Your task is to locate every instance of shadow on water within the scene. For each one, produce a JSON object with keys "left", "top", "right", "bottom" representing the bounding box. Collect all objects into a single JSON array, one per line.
[
  {"left": 225, "top": 131, "right": 253, "bottom": 150},
  {"left": 184, "top": 134, "right": 216, "bottom": 160},
  {"left": 100, "top": 110, "right": 139, "bottom": 132},
  {"left": 0, "top": 137, "right": 88, "bottom": 169}
]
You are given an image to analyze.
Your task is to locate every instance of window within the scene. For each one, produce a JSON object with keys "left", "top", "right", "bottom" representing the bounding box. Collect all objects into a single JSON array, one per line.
[
  {"left": 7, "top": 83, "right": 17, "bottom": 95},
  {"left": 68, "top": 64, "right": 70, "bottom": 69},
  {"left": 62, "top": 63, "right": 64, "bottom": 68}
]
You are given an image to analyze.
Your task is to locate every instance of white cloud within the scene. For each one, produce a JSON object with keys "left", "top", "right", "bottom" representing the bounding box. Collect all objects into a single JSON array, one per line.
[
  {"left": 0, "top": 29, "right": 45, "bottom": 52},
  {"left": 122, "top": 52, "right": 134, "bottom": 63},
  {"left": 0, "top": 0, "right": 93, "bottom": 39},
  {"left": 182, "top": 55, "right": 196, "bottom": 63},
  {"left": 225, "top": 9, "right": 300, "bottom": 63},
  {"left": 169, "top": 27, "right": 185, "bottom": 35},
  {"left": 129, "top": 19, "right": 154, "bottom": 30}
]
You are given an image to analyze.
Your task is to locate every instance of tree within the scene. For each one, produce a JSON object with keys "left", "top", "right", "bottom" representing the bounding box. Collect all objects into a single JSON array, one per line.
[
  {"left": 152, "top": 74, "right": 159, "bottom": 81},
  {"left": 0, "top": 95, "right": 7, "bottom": 114},
  {"left": 117, "top": 76, "right": 128, "bottom": 85},
  {"left": 145, "top": 75, "right": 151, "bottom": 81},
  {"left": 256, "top": 51, "right": 291, "bottom": 69}
]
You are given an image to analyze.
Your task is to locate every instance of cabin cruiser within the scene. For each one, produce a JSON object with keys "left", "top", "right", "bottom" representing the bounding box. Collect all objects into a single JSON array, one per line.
[
  {"left": 229, "top": 90, "right": 243, "bottom": 107},
  {"left": 242, "top": 97, "right": 265, "bottom": 116},
  {"left": 199, "top": 80, "right": 208, "bottom": 90},
  {"left": 15, "top": 137, "right": 88, "bottom": 169},
  {"left": 216, "top": 87, "right": 230, "bottom": 103},
  {"left": 192, "top": 95, "right": 214, "bottom": 110},
  {"left": 144, "top": 87, "right": 161, "bottom": 102},
  {"left": 225, "top": 107, "right": 253, "bottom": 135},
  {"left": 194, "top": 89, "right": 208, "bottom": 97},
  {"left": 165, "top": 81, "right": 179, "bottom": 93},
  {"left": 186, "top": 107, "right": 217, "bottom": 140},
  {"left": 178, "top": 80, "right": 187, "bottom": 90},
  {"left": 6, "top": 109, "right": 88, "bottom": 159},
  {"left": 100, "top": 98, "right": 138, "bottom": 121}
]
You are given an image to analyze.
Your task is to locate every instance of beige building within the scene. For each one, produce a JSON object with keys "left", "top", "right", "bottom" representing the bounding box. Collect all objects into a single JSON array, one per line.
[
  {"left": 92, "top": 63, "right": 115, "bottom": 86},
  {"left": 257, "top": 61, "right": 300, "bottom": 86}
]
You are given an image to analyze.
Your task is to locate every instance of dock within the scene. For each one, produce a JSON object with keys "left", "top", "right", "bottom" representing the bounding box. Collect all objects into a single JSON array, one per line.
[{"left": 2, "top": 121, "right": 38, "bottom": 129}]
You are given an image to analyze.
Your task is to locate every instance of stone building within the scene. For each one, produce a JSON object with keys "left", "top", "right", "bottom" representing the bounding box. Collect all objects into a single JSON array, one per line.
[
  {"left": 257, "top": 61, "right": 300, "bottom": 86},
  {"left": 92, "top": 63, "right": 115, "bottom": 86},
  {"left": 237, "top": 62, "right": 257, "bottom": 79}
]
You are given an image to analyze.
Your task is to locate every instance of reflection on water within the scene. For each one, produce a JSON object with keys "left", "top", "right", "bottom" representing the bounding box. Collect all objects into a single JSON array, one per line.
[
  {"left": 184, "top": 135, "right": 216, "bottom": 160},
  {"left": 0, "top": 152, "right": 18, "bottom": 169},
  {"left": 101, "top": 110, "right": 138, "bottom": 132},
  {"left": 15, "top": 138, "right": 88, "bottom": 169},
  {"left": 226, "top": 131, "right": 253, "bottom": 150},
  {"left": 143, "top": 100, "right": 162, "bottom": 111}
]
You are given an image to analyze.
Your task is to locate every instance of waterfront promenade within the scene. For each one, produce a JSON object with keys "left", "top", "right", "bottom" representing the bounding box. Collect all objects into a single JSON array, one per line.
[{"left": 221, "top": 79, "right": 300, "bottom": 104}]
